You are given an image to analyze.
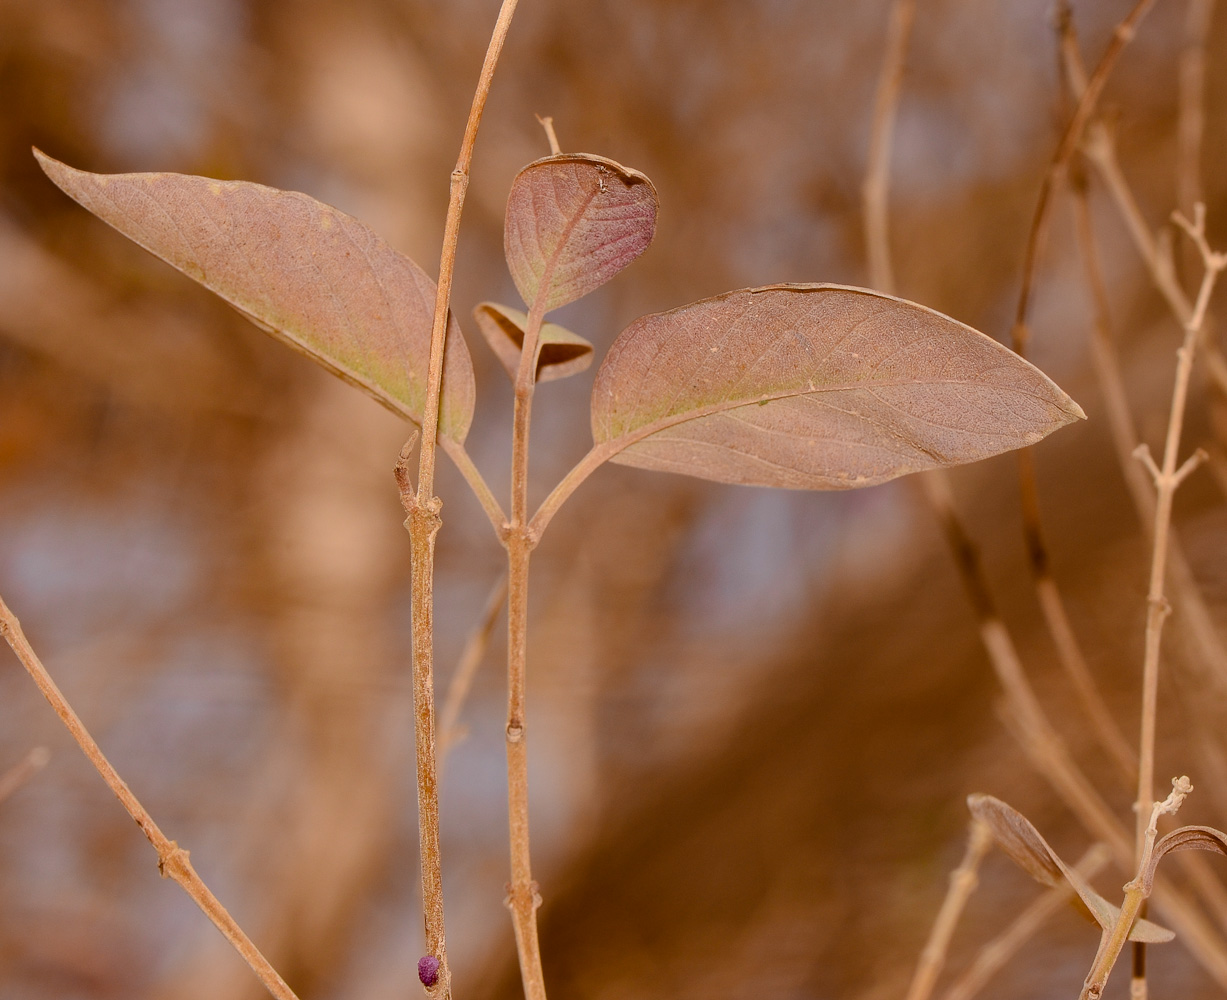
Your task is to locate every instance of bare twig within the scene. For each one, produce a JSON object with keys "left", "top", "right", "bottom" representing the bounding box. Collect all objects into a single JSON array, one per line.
[
  {"left": 0, "top": 745, "right": 49, "bottom": 805},
  {"left": 938, "top": 845, "right": 1111, "bottom": 1000},
  {"left": 536, "top": 114, "right": 562, "bottom": 156},
  {"left": 0, "top": 596, "right": 299, "bottom": 1000},
  {"left": 861, "top": 0, "right": 916, "bottom": 297},
  {"left": 1177, "top": 0, "right": 1216, "bottom": 219},
  {"left": 904, "top": 819, "right": 993, "bottom": 1000},
  {"left": 439, "top": 573, "right": 509, "bottom": 761},
  {"left": 404, "top": 3, "right": 520, "bottom": 996},
  {"left": 1134, "top": 209, "right": 1226, "bottom": 853}
]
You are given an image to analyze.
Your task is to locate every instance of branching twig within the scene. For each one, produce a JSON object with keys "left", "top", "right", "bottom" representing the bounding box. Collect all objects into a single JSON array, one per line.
[
  {"left": 904, "top": 819, "right": 993, "bottom": 1000},
  {"left": 0, "top": 596, "right": 300, "bottom": 1000}
]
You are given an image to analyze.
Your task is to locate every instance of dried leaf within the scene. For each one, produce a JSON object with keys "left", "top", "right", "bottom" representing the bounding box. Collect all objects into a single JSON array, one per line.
[
  {"left": 504, "top": 153, "right": 657, "bottom": 313},
  {"left": 1139, "top": 826, "right": 1227, "bottom": 895},
  {"left": 968, "top": 795, "right": 1174, "bottom": 944},
  {"left": 35, "top": 149, "right": 475, "bottom": 443},
  {"left": 591, "top": 285, "right": 1084, "bottom": 489},
  {"left": 473, "top": 302, "right": 593, "bottom": 384}
]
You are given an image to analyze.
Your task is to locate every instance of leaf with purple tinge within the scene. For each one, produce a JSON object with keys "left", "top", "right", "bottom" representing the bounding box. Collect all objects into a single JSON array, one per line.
[
  {"left": 591, "top": 284, "right": 1085, "bottom": 490},
  {"left": 504, "top": 153, "right": 657, "bottom": 313},
  {"left": 34, "top": 149, "right": 475, "bottom": 443},
  {"left": 968, "top": 794, "right": 1175, "bottom": 944},
  {"left": 473, "top": 302, "right": 593, "bottom": 384}
]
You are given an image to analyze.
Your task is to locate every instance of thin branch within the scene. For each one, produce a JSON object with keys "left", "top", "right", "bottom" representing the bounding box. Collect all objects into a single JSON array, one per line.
[
  {"left": 535, "top": 115, "right": 562, "bottom": 156},
  {"left": 404, "top": 3, "right": 520, "bottom": 996},
  {"left": 904, "top": 819, "right": 993, "bottom": 1000},
  {"left": 1177, "top": 0, "right": 1216, "bottom": 219},
  {"left": 0, "top": 745, "right": 50, "bottom": 805},
  {"left": 938, "top": 845, "right": 1110, "bottom": 1000},
  {"left": 439, "top": 573, "right": 508, "bottom": 761},
  {"left": 861, "top": 0, "right": 916, "bottom": 296},
  {"left": 1135, "top": 209, "right": 1226, "bottom": 857},
  {"left": 0, "top": 596, "right": 299, "bottom": 1000}
]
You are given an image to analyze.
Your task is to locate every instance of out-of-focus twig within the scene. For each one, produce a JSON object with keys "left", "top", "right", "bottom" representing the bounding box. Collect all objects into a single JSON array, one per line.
[
  {"left": 904, "top": 819, "right": 993, "bottom": 1000},
  {"left": 439, "top": 573, "right": 508, "bottom": 762},
  {"left": 0, "top": 595, "right": 300, "bottom": 1000},
  {"left": 938, "top": 845, "right": 1110, "bottom": 1000},
  {"left": 0, "top": 746, "right": 50, "bottom": 805},
  {"left": 861, "top": 0, "right": 915, "bottom": 298}
]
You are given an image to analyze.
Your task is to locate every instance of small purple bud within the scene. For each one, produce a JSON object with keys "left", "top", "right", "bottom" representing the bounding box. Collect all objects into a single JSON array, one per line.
[{"left": 418, "top": 955, "right": 441, "bottom": 988}]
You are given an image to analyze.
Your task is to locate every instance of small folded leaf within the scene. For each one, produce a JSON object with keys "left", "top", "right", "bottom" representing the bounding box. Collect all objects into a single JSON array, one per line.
[
  {"left": 591, "top": 285, "right": 1085, "bottom": 489},
  {"left": 1140, "top": 826, "right": 1227, "bottom": 895},
  {"left": 35, "top": 149, "right": 475, "bottom": 443},
  {"left": 968, "top": 794, "right": 1174, "bottom": 944},
  {"left": 504, "top": 153, "right": 657, "bottom": 313},
  {"left": 473, "top": 302, "right": 593, "bottom": 384}
]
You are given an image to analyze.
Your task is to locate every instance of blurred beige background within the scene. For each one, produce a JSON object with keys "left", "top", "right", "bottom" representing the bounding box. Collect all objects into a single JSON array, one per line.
[{"left": 2, "top": 1, "right": 1227, "bottom": 998}]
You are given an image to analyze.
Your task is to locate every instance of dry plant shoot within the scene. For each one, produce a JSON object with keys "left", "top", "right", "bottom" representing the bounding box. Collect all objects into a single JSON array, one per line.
[{"left": 3, "top": 1, "right": 1227, "bottom": 998}]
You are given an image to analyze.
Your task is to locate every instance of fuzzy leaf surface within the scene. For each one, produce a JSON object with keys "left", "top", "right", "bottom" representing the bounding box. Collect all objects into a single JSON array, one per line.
[
  {"left": 473, "top": 301, "right": 593, "bottom": 383},
  {"left": 591, "top": 285, "right": 1084, "bottom": 489},
  {"left": 35, "top": 150, "right": 475, "bottom": 442},
  {"left": 504, "top": 153, "right": 657, "bottom": 313},
  {"left": 968, "top": 795, "right": 1174, "bottom": 944}
]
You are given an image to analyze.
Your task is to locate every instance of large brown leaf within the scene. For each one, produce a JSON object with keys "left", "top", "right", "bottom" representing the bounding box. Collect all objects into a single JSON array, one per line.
[
  {"left": 35, "top": 150, "right": 475, "bottom": 443},
  {"left": 504, "top": 153, "right": 657, "bottom": 313},
  {"left": 591, "top": 284, "right": 1084, "bottom": 489}
]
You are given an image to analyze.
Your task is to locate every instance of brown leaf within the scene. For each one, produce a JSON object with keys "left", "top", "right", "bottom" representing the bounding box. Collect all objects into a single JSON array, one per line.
[
  {"left": 472, "top": 302, "right": 593, "bottom": 384},
  {"left": 1139, "top": 826, "right": 1227, "bottom": 895},
  {"left": 968, "top": 795, "right": 1174, "bottom": 944},
  {"left": 591, "top": 285, "right": 1084, "bottom": 489},
  {"left": 504, "top": 153, "right": 657, "bottom": 313},
  {"left": 34, "top": 149, "right": 475, "bottom": 443}
]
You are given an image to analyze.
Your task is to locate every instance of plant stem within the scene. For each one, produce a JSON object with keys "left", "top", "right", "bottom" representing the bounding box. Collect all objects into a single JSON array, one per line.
[
  {"left": 1134, "top": 212, "right": 1225, "bottom": 856},
  {"left": 939, "top": 846, "right": 1110, "bottom": 1000},
  {"left": 439, "top": 572, "right": 509, "bottom": 762},
  {"left": 0, "top": 596, "right": 300, "bottom": 1000},
  {"left": 904, "top": 819, "right": 992, "bottom": 1000},
  {"left": 502, "top": 276, "right": 552, "bottom": 1000},
  {"left": 405, "top": 2, "right": 519, "bottom": 996}
]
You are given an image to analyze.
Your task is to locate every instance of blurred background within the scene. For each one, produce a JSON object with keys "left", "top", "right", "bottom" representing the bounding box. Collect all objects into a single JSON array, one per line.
[{"left": 2, "top": 0, "right": 1227, "bottom": 997}]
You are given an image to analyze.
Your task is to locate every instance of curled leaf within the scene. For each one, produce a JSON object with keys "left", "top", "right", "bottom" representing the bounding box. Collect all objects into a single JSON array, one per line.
[
  {"left": 473, "top": 302, "right": 593, "bottom": 384},
  {"left": 591, "top": 285, "right": 1084, "bottom": 489},
  {"left": 35, "top": 149, "right": 475, "bottom": 443},
  {"left": 504, "top": 153, "right": 657, "bottom": 313},
  {"left": 968, "top": 794, "right": 1174, "bottom": 944},
  {"left": 1139, "top": 826, "right": 1227, "bottom": 895}
]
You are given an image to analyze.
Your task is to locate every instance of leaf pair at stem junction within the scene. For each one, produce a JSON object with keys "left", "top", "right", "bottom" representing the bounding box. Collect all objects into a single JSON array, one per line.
[{"left": 34, "top": 146, "right": 1083, "bottom": 498}]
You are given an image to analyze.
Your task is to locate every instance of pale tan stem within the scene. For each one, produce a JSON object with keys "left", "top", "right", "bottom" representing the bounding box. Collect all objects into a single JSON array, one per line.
[
  {"left": 536, "top": 115, "right": 562, "bottom": 156},
  {"left": 938, "top": 846, "right": 1110, "bottom": 1000},
  {"left": 1177, "top": 0, "right": 1216, "bottom": 219},
  {"left": 0, "top": 745, "right": 49, "bottom": 805},
  {"left": 861, "top": 0, "right": 916, "bottom": 296},
  {"left": 404, "top": 3, "right": 520, "bottom": 995},
  {"left": 904, "top": 819, "right": 993, "bottom": 1000},
  {"left": 0, "top": 596, "right": 299, "bottom": 1000},
  {"left": 1135, "top": 215, "right": 1225, "bottom": 856},
  {"left": 439, "top": 573, "right": 508, "bottom": 761}
]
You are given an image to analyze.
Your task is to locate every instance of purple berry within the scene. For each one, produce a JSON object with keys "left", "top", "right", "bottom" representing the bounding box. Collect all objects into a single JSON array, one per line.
[{"left": 418, "top": 955, "right": 441, "bottom": 988}]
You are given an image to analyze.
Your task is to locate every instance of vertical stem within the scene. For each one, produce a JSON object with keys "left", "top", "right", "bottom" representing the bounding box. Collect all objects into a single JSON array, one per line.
[
  {"left": 501, "top": 285, "right": 550, "bottom": 999},
  {"left": 0, "top": 596, "right": 300, "bottom": 1000},
  {"left": 405, "top": 2, "right": 520, "bottom": 996},
  {"left": 904, "top": 819, "right": 993, "bottom": 1000}
]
